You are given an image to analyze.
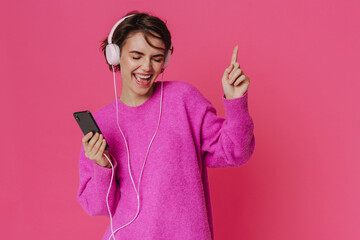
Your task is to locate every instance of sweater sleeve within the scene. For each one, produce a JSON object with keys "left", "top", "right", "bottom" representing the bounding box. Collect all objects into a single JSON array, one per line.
[
  {"left": 200, "top": 91, "right": 255, "bottom": 168},
  {"left": 77, "top": 145, "right": 120, "bottom": 217}
]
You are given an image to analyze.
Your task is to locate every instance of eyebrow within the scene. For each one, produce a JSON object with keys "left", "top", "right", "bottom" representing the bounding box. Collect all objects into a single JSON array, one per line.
[{"left": 129, "top": 50, "right": 165, "bottom": 58}]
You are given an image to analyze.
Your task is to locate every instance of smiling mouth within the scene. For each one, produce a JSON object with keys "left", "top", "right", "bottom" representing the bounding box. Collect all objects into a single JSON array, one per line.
[{"left": 133, "top": 73, "right": 153, "bottom": 87}]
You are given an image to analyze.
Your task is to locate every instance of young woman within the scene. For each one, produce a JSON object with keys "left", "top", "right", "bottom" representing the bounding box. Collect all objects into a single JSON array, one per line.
[{"left": 77, "top": 11, "right": 255, "bottom": 240}]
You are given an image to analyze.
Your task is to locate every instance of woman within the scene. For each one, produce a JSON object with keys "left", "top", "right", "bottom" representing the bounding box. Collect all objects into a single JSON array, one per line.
[{"left": 77, "top": 11, "right": 255, "bottom": 240}]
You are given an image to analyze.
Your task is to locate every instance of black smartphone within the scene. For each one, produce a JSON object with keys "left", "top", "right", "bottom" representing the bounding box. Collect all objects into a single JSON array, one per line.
[{"left": 73, "top": 110, "right": 109, "bottom": 150}]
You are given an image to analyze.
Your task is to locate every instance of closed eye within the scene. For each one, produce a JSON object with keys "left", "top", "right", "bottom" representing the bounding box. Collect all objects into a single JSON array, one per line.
[{"left": 133, "top": 57, "right": 163, "bottom": 62}]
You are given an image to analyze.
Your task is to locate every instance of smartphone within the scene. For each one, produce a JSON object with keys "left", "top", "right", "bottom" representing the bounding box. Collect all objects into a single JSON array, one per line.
[{"left": 73, "top": 110, "right": 109, "bottom": 150}]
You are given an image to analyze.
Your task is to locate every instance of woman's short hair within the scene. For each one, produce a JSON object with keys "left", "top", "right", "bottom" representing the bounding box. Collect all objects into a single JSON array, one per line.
[{"left": 100, "top": 10, "right": 172, "bottom": 72}]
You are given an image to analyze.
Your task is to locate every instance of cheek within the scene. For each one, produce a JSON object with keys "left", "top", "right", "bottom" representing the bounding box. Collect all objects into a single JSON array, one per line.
[
  {"left": 121, "top": 59, "right": 140, "bottom": 72},
  {"left": 154, "top": 62, "right": 164, "bottom": 73}
]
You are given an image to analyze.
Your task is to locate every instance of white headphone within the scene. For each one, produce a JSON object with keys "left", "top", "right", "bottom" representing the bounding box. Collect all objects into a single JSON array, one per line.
[
  {"left": 103, "top": 13, "right": 168, "bottom": 240},
  {"left": 105, "top": 14, "right": 173, "bottom": 71}
]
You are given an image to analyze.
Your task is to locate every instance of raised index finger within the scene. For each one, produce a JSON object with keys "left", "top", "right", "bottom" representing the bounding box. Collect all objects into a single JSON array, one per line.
[{"left": 231, "top": 45, "right": 239, "bottom": 64}]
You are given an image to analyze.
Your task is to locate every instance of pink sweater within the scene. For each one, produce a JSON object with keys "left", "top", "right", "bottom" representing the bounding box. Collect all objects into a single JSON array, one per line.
[{"left": 77, "top": 81, "right": 255, "bottom": 240}]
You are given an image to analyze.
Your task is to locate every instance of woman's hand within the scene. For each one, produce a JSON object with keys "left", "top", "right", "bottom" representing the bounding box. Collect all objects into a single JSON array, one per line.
[
  {"left": 222, "top": 45, "right": 250, "bottom": 99},
  {"left": 82, "top": 132, "right": 112, "bottom": 168}
]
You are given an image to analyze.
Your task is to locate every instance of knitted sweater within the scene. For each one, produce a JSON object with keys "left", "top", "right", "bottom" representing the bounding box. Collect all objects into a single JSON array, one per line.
[{"left": 77, "top": 80, "right": 255, "bottom": 240}]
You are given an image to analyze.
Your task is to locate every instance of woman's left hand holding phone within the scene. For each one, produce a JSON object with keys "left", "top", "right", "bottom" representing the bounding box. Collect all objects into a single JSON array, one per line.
[{"left": 82, "top": 132, "right": 112, "bottom": 168}]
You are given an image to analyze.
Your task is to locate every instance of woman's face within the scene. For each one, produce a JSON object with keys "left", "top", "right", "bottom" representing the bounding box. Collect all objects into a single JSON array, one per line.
[{"left": 119, "top": 31, "right": 166, "bottom": 103}]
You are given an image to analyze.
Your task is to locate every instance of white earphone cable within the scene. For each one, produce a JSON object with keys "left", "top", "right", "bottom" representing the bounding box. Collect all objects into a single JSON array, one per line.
[{"left": 104, "top": 66, "right": 164, "bottom": 240}]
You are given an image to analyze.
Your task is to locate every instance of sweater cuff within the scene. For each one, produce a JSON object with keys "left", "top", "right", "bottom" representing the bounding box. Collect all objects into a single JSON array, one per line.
[
  {"left": 222, "top": 90, "right": 250, "bottom": 120},
  {"left": 92, "top": 156, "right": 118, "bottom": 182}
]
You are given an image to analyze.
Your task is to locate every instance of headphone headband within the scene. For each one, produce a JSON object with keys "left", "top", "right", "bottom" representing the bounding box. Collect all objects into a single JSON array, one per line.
[{"left": 107, "top": 14, "right": 134, "bottom": 45}]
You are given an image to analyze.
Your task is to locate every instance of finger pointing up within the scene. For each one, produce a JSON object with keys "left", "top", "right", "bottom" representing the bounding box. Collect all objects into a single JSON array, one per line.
[{"left": 231, "top": 45, "right": 239, "bottom": 65}]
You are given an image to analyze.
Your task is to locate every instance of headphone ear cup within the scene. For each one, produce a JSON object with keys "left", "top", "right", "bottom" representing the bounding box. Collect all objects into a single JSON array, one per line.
[
  {"left": 106, "top": 44, "right": 121, "bottom": 65},
  {"left": 162, "top": 47, "right": 172, "bottom": 70}
]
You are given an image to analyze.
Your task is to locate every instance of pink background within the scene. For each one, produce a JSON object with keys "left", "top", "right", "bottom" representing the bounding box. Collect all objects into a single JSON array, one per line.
[{"left": 1, "top": 0, "right": 359, "bottom": 239}]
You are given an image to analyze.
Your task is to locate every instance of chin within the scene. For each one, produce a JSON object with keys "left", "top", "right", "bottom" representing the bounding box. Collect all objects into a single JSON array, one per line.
[{"left": 133, "top": 80, "right": 156, "bottom": 95}]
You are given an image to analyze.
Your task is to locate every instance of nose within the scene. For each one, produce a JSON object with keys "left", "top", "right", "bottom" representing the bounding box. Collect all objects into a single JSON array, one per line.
[{"left": 141, "top": 58, "right": 153, "bottom": 72}]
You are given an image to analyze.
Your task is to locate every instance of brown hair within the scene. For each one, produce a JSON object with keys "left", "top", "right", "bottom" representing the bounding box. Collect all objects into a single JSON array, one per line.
[{"left": 100, "top": 11, "right": 172, "bottom": 72}]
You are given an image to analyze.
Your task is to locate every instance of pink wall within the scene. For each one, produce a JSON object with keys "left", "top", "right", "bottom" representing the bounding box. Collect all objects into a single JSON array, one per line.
[{"left": 1, "top": 0, "right": 359, "bottom": 239}]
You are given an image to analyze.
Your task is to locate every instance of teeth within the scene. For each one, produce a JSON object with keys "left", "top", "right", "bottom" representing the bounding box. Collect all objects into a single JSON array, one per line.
[{"left": 135, "top": 74, "right": 151, "bottom": 80}]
